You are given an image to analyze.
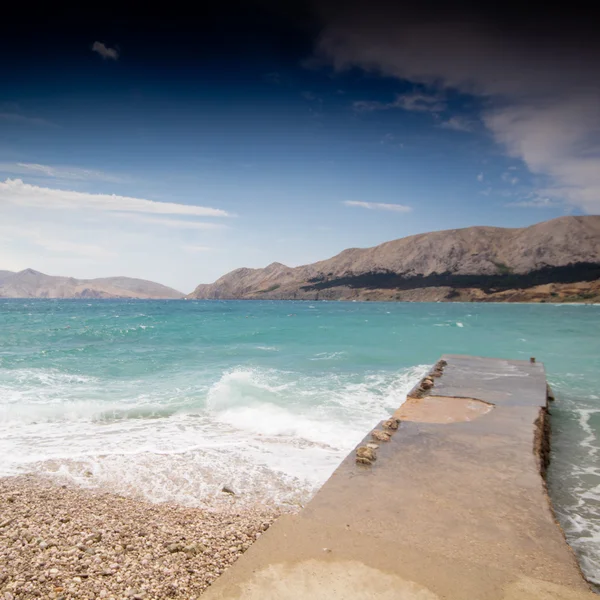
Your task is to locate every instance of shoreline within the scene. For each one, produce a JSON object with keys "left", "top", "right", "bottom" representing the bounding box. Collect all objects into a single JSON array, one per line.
[{"left": 0, "top": 475, "right": 281, "bottom": 600}]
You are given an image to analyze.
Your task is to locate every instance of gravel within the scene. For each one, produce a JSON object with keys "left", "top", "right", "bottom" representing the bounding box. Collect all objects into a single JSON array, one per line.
[{"left": 0, "top": 475, "right": 280, "bottom": 599}]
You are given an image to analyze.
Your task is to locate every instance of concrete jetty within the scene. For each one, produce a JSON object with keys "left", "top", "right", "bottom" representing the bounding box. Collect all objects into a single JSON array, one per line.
[{"left": 202, "top": 355, "right": 596, "bottom": 599}]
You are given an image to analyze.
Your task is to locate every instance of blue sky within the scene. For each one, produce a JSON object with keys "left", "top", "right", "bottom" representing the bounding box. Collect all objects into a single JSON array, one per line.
[{"left": 0, "top": 3, "right": 597, "bottom": 292}]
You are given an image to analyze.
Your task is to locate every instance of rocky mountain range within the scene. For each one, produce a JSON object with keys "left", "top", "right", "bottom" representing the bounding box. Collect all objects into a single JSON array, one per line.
[
  {"left": 188, "top": 216, "right": 600, "bottom": 303},
  {"left": 0, "top": 269, "right": 183, "bottom": 299}
]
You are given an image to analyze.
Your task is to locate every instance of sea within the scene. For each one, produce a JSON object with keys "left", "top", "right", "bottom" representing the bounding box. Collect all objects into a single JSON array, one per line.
[{"left": 0, "top": 299, "right": 598, "bottom": 585}]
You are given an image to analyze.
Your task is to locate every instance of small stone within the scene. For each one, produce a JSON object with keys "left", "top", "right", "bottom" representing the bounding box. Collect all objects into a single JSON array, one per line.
[
  {"left": 39, "top": 541, "right": 49, "bottom": 550},
  {"left": 167, "top": 542, "right": 184, "bottom": 553},
  {"left": 221, "top": 485, "right": 236, "bottom": 496},
  {"left": 420, "top": 378, "right": 434, "bottom": 390},
  {"left": 0, "top": 518, "right": 15, "bottom": 528},
  {"left": 382, "top": 418, "right": 400, "bottom": 430},
  {"left": 371, "top": 430, "right": 391, "bottom": 442},
  {"left": 72, "top": 577, "right": 82, "bottom": 583},
  {"left": 356, "top": 446, "right": 377, "bottom": 461},
  {"left": 4, "top": 592, "right": 15, "bottom": 600},
  {"left": 183, "top": 542, "right": 205, "bottom": 556},
  {"left": 86, "top": 532, "right": 102, "bottom": 544},
  {"left": 366, "top": 442, "right": 379, "bottom": 449}
]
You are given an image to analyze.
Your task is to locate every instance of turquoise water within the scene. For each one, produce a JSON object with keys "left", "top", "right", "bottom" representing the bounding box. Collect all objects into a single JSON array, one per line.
[{"left": 0, "top": 300, "right": 598, "bottom": 584}]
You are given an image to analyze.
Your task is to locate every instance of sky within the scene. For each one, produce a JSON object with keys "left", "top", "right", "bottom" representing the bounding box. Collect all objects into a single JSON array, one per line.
[{"left": 0, "top": 1, "right": 598, "bottom": 293}]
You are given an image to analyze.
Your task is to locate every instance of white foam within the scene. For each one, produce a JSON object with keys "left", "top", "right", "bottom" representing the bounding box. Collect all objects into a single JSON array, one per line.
[
  {"left": 577, "top": 408, "right": 599, "bottom": 459},
  {"left": 0, "top": 364, "right": 429, "bottom": 508},
  {"left": 309, "top": 351, "right": 346, "bottom": 361}
]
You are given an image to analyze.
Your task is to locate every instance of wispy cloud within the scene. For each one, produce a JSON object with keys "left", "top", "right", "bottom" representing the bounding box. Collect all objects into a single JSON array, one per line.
[
  {"left": 37, "top": 238, "right": 117, "bottom": 259},
  {"left": 302, "top": 91, "right": 319, "bottom": 101},
  {"left": 343, "top": 200, "right": 412, "bottom": 213},
  {"left": 0, "top": 224, "right": 116, "bottom": 259},
  {"left": 354, "top": 92, "right": 445, "bottom": 113},
  {"left": 477, "top": 173, "right": 484, "bottom": 182},
  {"left": 0, "top": 163, "right": 125, "bottom": 183},
  {"left": 0, "top": 113, "right": 56, "bottom": 127},
  {"left": 182, "top": 244, "right": 215, "bottom": 252},
  {"left": 501, "top": 171, "right": 520, "bottom": 185},
  {"left": 0, "top": 179, "right": 230, "bottom": 218},
  {"left": 125, "top": 216, "right": 227, "bottom": 230},
  {"left": 505, "top": 197, "right": 560, "bottom": 208},
  {"left": 264, "top": 72, "right": 281, "bottom": 84},
  {"left": 439, "top": 116, "right": 474, "bottom": 132},
  {"left": 380, "top": 133, "right": 404, "bottom": 148},
  {"left": 91, "top": 41, "right": 119, "bottom": 60}
]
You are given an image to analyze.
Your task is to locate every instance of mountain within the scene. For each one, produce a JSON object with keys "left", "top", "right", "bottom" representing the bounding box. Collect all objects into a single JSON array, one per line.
[
  {"left": 0, "top": 269, "right": 183, "bottom": 299},
  {"left": 188, "top": 216, "right": 600, "bottom": 303}
]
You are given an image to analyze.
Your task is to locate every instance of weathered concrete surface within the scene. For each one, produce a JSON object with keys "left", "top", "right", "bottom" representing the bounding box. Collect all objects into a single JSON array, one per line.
[{"left": 202, "top": 355, "right": 596, "bottom": 599}]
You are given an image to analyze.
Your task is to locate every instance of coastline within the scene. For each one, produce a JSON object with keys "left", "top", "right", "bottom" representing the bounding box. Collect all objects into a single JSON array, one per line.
[
  {"left": 186, "top": 278, "right": 600, "bottom": 303},
  {"left": 0, "top": 475, "right": 281, "bottom": 600}
]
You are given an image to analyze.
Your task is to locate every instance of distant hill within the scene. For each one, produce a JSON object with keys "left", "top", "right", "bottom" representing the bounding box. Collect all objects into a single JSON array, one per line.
[
  {"left": 188, "top": 216, "right": 600, "bottom": 303},
  {"left": 0, "top": 269, "right": 183, "bottom": 299}
]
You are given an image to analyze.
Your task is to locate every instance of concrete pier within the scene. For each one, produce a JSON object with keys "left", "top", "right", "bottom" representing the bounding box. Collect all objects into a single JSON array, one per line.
[{"left": 202, "top": 355, "right": 596, "bottom": 599}]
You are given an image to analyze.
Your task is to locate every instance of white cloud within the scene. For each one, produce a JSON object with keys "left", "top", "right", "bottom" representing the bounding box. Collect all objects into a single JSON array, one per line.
[
  {"left": 0, "top": 179, "right": 229, "bottom": 218},
  {"left": 317, "top": 13, "right": 600, "bottom": 213},
  {"left": 302, "top": 91, "right": 319, "bottom": 101},
  {"left": 0, "top": 113, "right": 56, "bottom": 127},
  {"left": 182, "top": 244, "right": 214, "bottom": 252},
  {"left": 0, "top": 162, "right": 124, "bottom": 183},
  {"left": 485, "top": 99, "right": 599, "bottom": 211},
  {"left": 439, "top": 116, "right": 474, "bottom": 132},
  {"left": 477, "top": 173, "right": 484, "bottom": 182},
  {"left": 343, "top": 200, "right": 412, "bottom": 213},
  {"left": 0, "top": 224, "right": 116, "bottom": 260},
  {"left": 124, "top": 215, "right": 227, "bottom": 230},
  {"left": 505, "top": 197, "right": 560, "bottom": 208},
  {"left": 91, "top": 41, "right": 119, "bottom": 60},
  {"left": 501, "top": 171, "right": 519, "bottom": 185},
  {"left": 354, "top": 92, "right": 445, "bottom": 113},
  {"left": 35, "top": 239, "right": 117, "bottom": 259},
  {"left": 0, "top": 180, "right": 240, "bottom": 291}
]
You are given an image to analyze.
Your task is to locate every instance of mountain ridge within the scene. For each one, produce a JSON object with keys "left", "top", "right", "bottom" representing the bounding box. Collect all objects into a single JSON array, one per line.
[
  {"left": 188, "top": 216, "right": 600, "bottom": 303},
  {"left": 0, "top": 269, "right": 183, "bottom": 299}
]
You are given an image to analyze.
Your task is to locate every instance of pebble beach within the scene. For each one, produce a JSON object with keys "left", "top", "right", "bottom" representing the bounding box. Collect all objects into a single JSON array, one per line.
[{"left": 0, "top": 476, "right": 280, "bottom": 600}]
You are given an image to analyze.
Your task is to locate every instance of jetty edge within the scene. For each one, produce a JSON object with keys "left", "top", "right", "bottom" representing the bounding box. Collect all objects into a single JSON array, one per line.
[{"left": 202, "top": 354, "right": 596, "bottom": 600}]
